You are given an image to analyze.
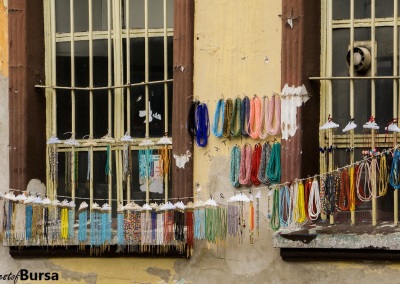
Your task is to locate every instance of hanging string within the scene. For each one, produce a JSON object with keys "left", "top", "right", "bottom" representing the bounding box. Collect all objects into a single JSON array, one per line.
[
  {"left": 324, "top": 174, "right": 336, "bottom": 215},
  {"left": 117, "top": 210, "right": 124, "bottom": 247},
  {"left": 349, "top": 166, "right": 356, "bottom": 212},
  {"left": 230, "top": 97, "right": 242, "bottom": 138},
  {"left": 101, "top": 207, "right": 112, "bottom": 250},
  {"left": 239, "top": 144, "right": 252, "bottom": 186},
  {"left": 250, "top": 143, "right": 262, "bottom": 186},
  {"left": 194, "top": 207, "right": 205, "bottom": 240},
  {"left": 105, "top": 145, "right": 111, "bottom": 182},
  {"left": 174, "top": 209, "right": 185, "bottom": 242},
  {"left": 211, "top": 98, "right": 225, "bottom": 138},
  {"left": 65, "top": 152, "right": 71, "bottom": 193},
  {"left": 249, "top": 95, "right": 261, "bottom": 139},
  {"left": 267, "top": 142, "right": 281, "bottom": 184},
  {"left": 308, "top": 179, "right": 321, "bottom": 221},
  {"left": 68, "top": 207, "right": 74, "bottom": 239},
  {"left": 188, "top": 100, "right": 200, "bottom": 139},
  {"left": 78, "top": 206, "right": 88, "bottom": 249},
  {"left": 259, "top": 96, "right": 269, "bottom": 140},
  {"left": 223, "top": 98, "right": 233, "bottom": 138},
  {"left": 241, "top": 96, "right": 250, "bottom": 137},
  {"left": 74, "top": 152, "right": 79, "bottom": 189},
  {"left": 90, "top": 207, "right": 102, "bottom": 254},
  {"left": 258, "top": 142, "right": 271, "bottom": 185},
  {"left": 267, "top": 94, "right": 281, "bottom": 136},
  {"left": 186, "top": 208, "right": 194, "bottom": 254},
  {"left": 227, "top": 202, "right": 239, "bottom": 237},
  {"left": 32, "top": 203, "right": 43, "bottom": 242},
  {"left": 87, "top": 150, "right": 91, "bottom": 190},
  {"left": 270, "top": 188, "right": 280, "bottom": 231},
  {"left": 14, "top": 203, "right": 26, "bottom": 241},
  {"left": 195, "top": 103, "right": 210, "bottom": 147},
  {"left": 238, "top": 202, "right": 245, "bottom": 244}
]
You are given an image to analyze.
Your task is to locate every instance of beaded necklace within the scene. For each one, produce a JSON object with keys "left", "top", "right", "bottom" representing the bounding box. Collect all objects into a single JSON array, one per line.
[
  {"left": 101, "top": 206, "right": 112, "bottom": 251},
  {"left": 349, "top": 166, "right": 356, "bottom": 212},
  {"left": 68, "top": 207, "right": 74, "bottom": 239},
  {"left": 25, "top": 204, "right": 33, "bottom": 241},
  {"left": 188, "top": 100, "right": 200, "bottom": 139},
  {"left": 356, "top": 160, "right": 373, "bottom": 201},
  {"left": 195, "top": 103, "right": 210, "bottom": 147},
  {"left": 14, "top": 202, "right": 26, "bottom": 241},
  {"left": 378, "top": 153, "right": 388, "bottom": 196},
  {"left": 250, "top": 143, "right": 262, "bottom": 186},
  {"left": 338, "top": 169, "right": 350, "bottom": 211},
  {"left": 230, "top": 97, "right": 242, "bottom": 138},
  {"left": 258, "top": 142, "right": 271, "bottom": 185},
  {"left": 117, "top": 209, "right": 124, "bottom": 247},
  {"left": 241, "top": 96, "right": 250, "bottom": 137},
  {"left": 249, "top": 198, "right": 254, "bottom": 244},
  {"left": 227, "top": 202, "right": 239, "bottom": 237},
  {"left": 174, "top": 209, "right": 185, "bottom": 242},
  {"left": 270, "top": 188, "right": 280, "bottom": 231},
  {"left": 267, "top": 95, "right": 281, "bottom": 136},
  {"left": 78, "top": 205, "right": 88, "bottom": 248},
  {"left": 60, "top": 206, "right": 69, "bottom": 240},
  {"left": 295, "top": 181, "right": 306, "bottom": 223},
  {"left": 267, "top": 142, "right": 281, "bottom": 184},
  {"left": 324, "top": 174, "right": 336, "bottom": 215},
  {"left": 249, "top": 95, "right": 261, "bottom": 139},
  {"left": 239, "top": 144, "right": 252, "bottom": 186},
  {"left": 390, "top": 149, "right": 400, "bottom": 189},
  {"left": 90, "top": 207, "right": 101, "bottom": 254},
  {"left": 304, "top": 179, "right": 312, "bottom": 218},
  {"left": 186, "top": 205, "right": 194, "bottom": 254},
  {"left": 259, "top": 96, "right": 269, "bottom": 139},
  {"left": 223, "top": 98, "right": 233, "bottom": 138},
  {"left": 279, "top": 185, "right": 291, "bottom": 227},
  {"left": 308, "top": 179, "right": 321, "bottom": 221},
  {"left": 212, "top": 98, "right": 225, "bottom": 138},
  {"left": 32, "top": 204, "right": 44, "bottom": 242},
  {"left": 194, "top": 207, "right": 205, "bottom": 240}
]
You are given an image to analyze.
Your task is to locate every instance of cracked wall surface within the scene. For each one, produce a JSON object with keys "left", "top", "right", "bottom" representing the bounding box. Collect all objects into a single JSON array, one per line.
[{"left": 1, "top": 0, "right": 400, "bottom": 283}]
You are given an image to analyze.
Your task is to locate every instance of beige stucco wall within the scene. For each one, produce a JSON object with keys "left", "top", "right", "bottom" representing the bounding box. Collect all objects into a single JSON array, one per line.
[{"left": 2, "top": 1, "right": 400, "bottom": 283}]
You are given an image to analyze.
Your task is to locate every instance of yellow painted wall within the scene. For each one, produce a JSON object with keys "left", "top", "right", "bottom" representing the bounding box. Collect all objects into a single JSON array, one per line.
[
  {"left": 0, "top": 0, "right": 7, "bottom": 77},
  {"left": 193, "top": 0, "right": 281, "bottom": 198}
]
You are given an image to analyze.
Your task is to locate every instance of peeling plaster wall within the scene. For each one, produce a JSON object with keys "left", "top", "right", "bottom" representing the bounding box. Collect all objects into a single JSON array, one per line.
[{"left": 1, "top": 1, "right": 400, "bottom": 284}]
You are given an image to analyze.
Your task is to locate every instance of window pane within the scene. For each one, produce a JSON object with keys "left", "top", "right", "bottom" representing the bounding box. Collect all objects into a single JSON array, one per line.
[
  {"left": 376, "top": 27, "right": 394, "bottom": 76},
  {"left": 129, "top": 38, "right": 145, "bottom": 83},
  {"left": 56, "top": 42, "right": 71, "bottom": 86},
  {"left": 75, "top": 90, "right": 90, "bottom": 138},
  {"left": 354, "top": 80, "right": 371, "bottom": 133},
  {"left": 332, "top": 29, "right": 350, "bottom": 77},
  {"left": 333, "top": 0, "right": 349, "bottom": 20},
  {"left": 75, "top": 41, "right": 89, "bottom": 87},
  {"left": 376, "top": 0, "right": 393, "bottom": 18},
  {"left": 74, "top": 0, "right": 89, "bottom": 32},
  {"left": 93, "top": 40, "right": 110, "bottom": 87},
  {"left": 167, "top": 0, "right": 173, "bottom": 28},
  {"left": 93, "top": 90, "right": 111, "bottom": 138},
  {"left": 148, "top": 84, "right": 168, "bottom": 137},
  {"left": 149, "top": 37, "right": 165, "bottom": 81},
  {"left": 332, "top": 81, "right": 350, "bottom": 131},
  {"left": 56, "top": 89, "right": 72, "bottom": 136},
  {"left": 148, "top": 0, "right": 163, "bottom": 29},
  {"left": 56, "top": 0, "right": 71, "bottom": 33},
  {"left": 130, "top": 86, "right": 146, "bottom": 137},
  {"left": 93, "top": 0, "right": 109, "bottom": 31},
  {"left": 354, "top": 0, "right": 371, "bottom": 19},
  {"left": 129, "top": 0, "right": 145, "bottom": 29}
]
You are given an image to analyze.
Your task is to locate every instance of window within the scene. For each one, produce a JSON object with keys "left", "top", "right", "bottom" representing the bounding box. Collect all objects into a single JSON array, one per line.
[
  {"left": 316, "top": 0, "right": 399, "bottom": 224},
  {"left": 44, "top": 0, "right": 173, "bottom": 212}
]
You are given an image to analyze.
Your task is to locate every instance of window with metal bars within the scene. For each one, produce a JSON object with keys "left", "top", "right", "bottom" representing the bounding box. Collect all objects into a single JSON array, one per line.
[
  {"left": 43, "top": 0, "right": 173, "bottom": 213},
  {"left": 315, "top": 0, "right": 400, "bottom": 224}
]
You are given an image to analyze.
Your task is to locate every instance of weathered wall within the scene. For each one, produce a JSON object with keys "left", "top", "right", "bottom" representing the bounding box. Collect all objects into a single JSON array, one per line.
[{"left": 2, "top": 1, "right": 400, "bottom": 284}]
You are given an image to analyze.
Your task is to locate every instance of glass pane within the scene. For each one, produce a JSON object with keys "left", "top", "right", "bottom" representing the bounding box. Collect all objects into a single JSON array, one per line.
[
  {"left": 93, "top": 40, "right": 109, "bottom": 87},
  {"left": 332, "top": 80, "right": 350, "bottom": 131},
  {"left": 376, "top": 0, "right": 393, "bottom": 18},
  {"left": 75, "top": 41, "right": 89, "bottom": 87},
  {"left": 129, "top": 0, "right": 145, "bottom": 29},
  {"left": 354, "top": 80, "right": 371, "bottom": 134},
  {"left": 148, "top": 0, "right": 163, "bottom": 29},
  {"left": 129, "top": 38, "right": 145, "bottom": 83},
  {"left": 93, "top": 90, "right": 110, "bottom": 138},
  {"left": 56, "top": 42, "right": 71, "bottom": 86},
  {"left": 167, "top": 0, "right": 173, "bottom": 28},
  {"left": 130, "top": 86, "right": 146, "bottom": 137},
  {"left": 333, "top": 0, "right": 349, "bottom": 20},
  {"left": 56, "top": 0, "right": 71, "bottom": 33},
  {"left": 354, "top": 27, "right": 370, "bottom": 42},
  {"left": 376, "top": 27, "right": 394, "bottom": 76},
  {"left": 75, "top": 90, "right": 90, "bottom": 138},
  {"left": 149, "top": 37, "right": 164, "bottom": 81},
  {"left": 56, "top": 89, "right": 72, "bottom": 136},
  {"left": 74, "top": 0, "right": 89, "bottom": 32},
  {"left": 332, "top": 29, "right": 350, "bottom": 77},
  {"left": 93, "top": 0, "right": 109, "bottom": 31},
  {"left": 354, "top": 0, "right": 371, "bottom": 19}
]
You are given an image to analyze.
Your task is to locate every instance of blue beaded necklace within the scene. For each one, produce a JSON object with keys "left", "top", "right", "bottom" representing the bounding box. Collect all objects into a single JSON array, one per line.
[
  {"left": 241, "top": 96, "right": 250, "bottom": 137},
  {"left": 212, "top": 99, "right": 225, "bottom": 137},
  {"left": 195, "top": 103, "right": 210, "bottom": 147}
]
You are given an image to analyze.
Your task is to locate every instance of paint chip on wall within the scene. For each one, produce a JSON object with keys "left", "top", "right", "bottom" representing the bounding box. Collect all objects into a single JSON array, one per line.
[{"left": 173, "top": 150, "right": 192, "bottom": 169}]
